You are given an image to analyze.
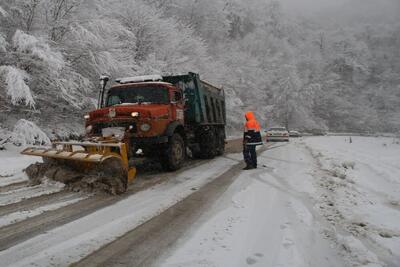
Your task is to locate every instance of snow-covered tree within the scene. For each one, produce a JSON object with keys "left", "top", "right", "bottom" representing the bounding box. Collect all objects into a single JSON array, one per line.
[
  {"left": 0, "top": 66, "right": 35, "bottom": 108},
  {"left": 0, "top": 0, "right": 399, "bottom": 136}
]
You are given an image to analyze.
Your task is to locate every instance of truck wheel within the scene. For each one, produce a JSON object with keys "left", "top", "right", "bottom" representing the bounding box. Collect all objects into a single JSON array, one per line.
[
  {"left": 160, "top": 133, "right": 185, "bottom": 171},
  {"left": 198, "top": 129, "right": 216, "bottom": 159}
]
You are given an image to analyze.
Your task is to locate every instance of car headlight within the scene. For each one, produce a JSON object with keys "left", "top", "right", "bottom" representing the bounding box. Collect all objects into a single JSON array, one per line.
[
  {"left": 86, "top": 125, "right": 93, "bottom": 133},
  {"left": 140, "top": 123, "right": 151, "bottom": 132},
  {"left": 131, "top": 112, "right": 139, "bottom": 117},
  {"left": 84, "top": 114, "right": 90, "bottom": 120}
]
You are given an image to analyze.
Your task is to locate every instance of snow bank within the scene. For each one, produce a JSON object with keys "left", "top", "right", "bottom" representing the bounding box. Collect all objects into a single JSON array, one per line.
[
  {"left": 339, "top": 235, "right": 383, "bottom": 266},
  {"left": 305, "top": 136, "right": 400, "bottom": 265},
  {"left": 0, "top": 141, "right": 41, "bottom": 180},
  {"left": 0, "top": 66, "right": 35, "bottom": 108},
  {"left": 12, "top": 119, "right": 50, "bottom": 146}
]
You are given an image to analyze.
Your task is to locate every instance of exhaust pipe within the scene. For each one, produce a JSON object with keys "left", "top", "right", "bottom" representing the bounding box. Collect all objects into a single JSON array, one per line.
[{"left": 98, "top": 75, "right": 110, "bottom": 109}]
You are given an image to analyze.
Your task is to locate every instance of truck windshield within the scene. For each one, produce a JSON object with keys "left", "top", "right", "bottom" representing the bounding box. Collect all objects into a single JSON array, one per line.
[{"left": 106, "top": 87, "right": 169, "bottom": 106}]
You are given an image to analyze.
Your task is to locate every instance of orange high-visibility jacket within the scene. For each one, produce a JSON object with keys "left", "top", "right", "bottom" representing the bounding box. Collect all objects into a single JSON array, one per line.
[{"left": 244, "top": 111, "right": 263, "bottom": 145}]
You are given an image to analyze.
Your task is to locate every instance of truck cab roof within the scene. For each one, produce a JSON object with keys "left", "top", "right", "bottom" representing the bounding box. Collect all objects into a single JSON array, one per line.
[
  {"left": 115, "top": 74, "right": 163, "bottom": 84},
  {"left": 111, "top": 81, "right": 175, "bottom": 89}
]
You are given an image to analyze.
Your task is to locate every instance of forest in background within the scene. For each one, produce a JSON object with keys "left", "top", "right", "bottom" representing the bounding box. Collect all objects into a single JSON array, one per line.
[{"left": 0, "top": 0, "right": 399, "bottom": 139}]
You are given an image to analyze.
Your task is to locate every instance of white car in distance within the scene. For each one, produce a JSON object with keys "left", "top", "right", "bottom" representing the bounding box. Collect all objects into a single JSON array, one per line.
[{"left": 266, "top": 127, "right": 289, "bottom": 142}]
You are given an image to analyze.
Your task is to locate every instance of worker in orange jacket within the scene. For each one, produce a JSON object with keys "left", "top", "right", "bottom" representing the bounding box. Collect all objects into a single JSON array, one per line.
[{"left": 243, "top": 111, "right": 263, "bottom": 170}]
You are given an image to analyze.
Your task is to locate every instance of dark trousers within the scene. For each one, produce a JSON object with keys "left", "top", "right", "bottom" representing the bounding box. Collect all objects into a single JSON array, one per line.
[{"left": 243, "top": 144, "right": 257, "bottom": 167}]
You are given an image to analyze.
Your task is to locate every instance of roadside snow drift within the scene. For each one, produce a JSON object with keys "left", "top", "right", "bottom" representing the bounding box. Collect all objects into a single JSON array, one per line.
[{"left": 305, "top": 136, "right": 400, "bottom": 266}]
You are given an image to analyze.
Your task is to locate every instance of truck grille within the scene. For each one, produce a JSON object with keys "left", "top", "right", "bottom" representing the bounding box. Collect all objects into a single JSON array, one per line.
[{"left": 93, "top": 121, "right": 137, "bottom": 135}]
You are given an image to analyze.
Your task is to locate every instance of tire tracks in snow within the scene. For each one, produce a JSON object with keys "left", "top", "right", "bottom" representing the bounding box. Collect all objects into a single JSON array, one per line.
[
  {"left": 0, "top": 181, "right": 29, "bottom": 193},
  {"left": 0, "top": 156, "right": 218, "bottom": 252},
  {"left": 0, "top": 171, "right": 183, "bottom": 251},
  {"left": 0, "top": 139, "right": 247, "bottom": 255},
  {"left": 72, "top": 145, "right": 271, "bottom": 267},
  {"left": 0, "top": 190, "right": 72, "bottom": 217}
]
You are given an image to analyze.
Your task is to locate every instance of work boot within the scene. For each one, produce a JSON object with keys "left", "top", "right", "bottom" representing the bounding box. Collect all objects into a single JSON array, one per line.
[{"left": 242, "top": 165, "right": 253, "bottom": 170}]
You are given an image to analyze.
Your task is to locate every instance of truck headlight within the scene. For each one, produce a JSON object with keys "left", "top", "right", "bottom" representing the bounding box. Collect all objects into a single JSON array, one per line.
[
  {"left": 140, "top": 123, "right": 151, "bottom": 132},
  {"left": 86, "top": 125, "right": 93, "bottom": 133},
  {"left": 84, "top": 114, "right": 90, "bottom": 120},
  {"left": 131, "top": 112, "right": 139, "bottom": 117}
]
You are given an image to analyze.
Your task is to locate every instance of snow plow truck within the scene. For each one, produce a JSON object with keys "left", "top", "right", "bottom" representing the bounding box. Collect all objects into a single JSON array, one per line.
[{"left": 21, "top": 72, "right": 226, "bottom": 194}]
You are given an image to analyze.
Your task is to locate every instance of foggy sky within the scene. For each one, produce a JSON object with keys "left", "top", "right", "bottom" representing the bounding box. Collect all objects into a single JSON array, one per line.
[{"left": 279, "top": 0, "right": 400, "bottom": 23}]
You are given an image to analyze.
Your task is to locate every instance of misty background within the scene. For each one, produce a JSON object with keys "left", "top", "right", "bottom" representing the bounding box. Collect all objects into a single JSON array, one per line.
[{"left": 0, "top": 0, "right": 399, "bottom": 139}]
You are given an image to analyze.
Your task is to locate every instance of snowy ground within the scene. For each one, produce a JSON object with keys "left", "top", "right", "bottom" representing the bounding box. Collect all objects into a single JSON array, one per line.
[
  {"left": 0, "top": 144, "right": 39, "bottom": 186},
  {"left": 0, "top": 137, "right": 399, "bottom": 266},
  {"left": 159, "top": 137, "right": 400, "bottom": 267},
  {"left": 0, "top": 152, "right": 238, "bottom": 266},
  {"left": 305, "top": 136, "right": 400, "bottom": 267}
]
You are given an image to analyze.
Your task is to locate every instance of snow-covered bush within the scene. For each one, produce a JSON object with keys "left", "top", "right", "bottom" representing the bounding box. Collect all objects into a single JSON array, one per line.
[
  {"left": 12, "top": 119, "right": 50, "bottom": 146},
  {"left": 0, "top": 66, "right": 35, "bottom": 108}
]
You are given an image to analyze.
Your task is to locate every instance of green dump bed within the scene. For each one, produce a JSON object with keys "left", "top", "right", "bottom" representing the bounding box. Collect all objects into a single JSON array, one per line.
[{"left": 163, "top": 72, "right": 226, "bottom": 126}]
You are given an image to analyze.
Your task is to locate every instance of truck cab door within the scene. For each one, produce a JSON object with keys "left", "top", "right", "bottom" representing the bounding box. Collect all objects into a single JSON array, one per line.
[{"left": 171, "top": 90, "right": 184, "bottom": 123}]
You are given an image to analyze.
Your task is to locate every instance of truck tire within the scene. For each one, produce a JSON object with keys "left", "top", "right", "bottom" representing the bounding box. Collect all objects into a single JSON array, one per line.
[
  {"left": 197, "top": 128, "right": 217, "bottom": 159},
  {"left": 160, "top": 133, "right": 185, "bottom": 171}
]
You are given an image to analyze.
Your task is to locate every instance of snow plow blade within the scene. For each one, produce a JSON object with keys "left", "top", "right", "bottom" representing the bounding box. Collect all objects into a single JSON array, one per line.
[{"left": 21, "top": 141, "right": 136, "bottom": 194}]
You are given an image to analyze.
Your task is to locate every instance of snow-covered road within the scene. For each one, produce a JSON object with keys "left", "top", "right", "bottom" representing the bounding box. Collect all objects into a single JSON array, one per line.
[
  {"left": 160, "top": 140, "right": 344, "bottom": 267},
  {"left": 0, "top": 137, "right": 399, "bottom": 267},
  {"left": 160, "top": 137, "right": 400, "bottom": 267}
]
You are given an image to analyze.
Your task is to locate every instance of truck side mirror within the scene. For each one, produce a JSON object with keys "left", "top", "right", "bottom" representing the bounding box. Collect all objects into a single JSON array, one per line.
[
  {"left": 98, "top": 75, "right": 110, "bottom": 108},
  {"left": 172, "top": 91, "right": 183, "bottom": 103},
  {"left": 176, "top": 92, "right": 182, "bottom": 101}
]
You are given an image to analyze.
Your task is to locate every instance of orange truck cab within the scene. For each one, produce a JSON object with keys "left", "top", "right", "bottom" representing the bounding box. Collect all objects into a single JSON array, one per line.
[{"left": 85, "top": 73, "right": 226, "bottom": 171}]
